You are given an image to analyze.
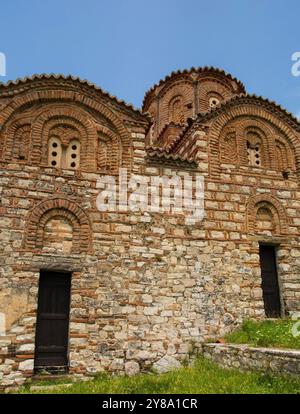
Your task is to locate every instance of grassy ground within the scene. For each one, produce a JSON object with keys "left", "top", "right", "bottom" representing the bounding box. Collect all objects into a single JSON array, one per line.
[
  {"left": 224, "top": 319, "right": 300, "bottom": 349},
  {"left": 19, "top": 357, "right": 300, "bottom": 394}
]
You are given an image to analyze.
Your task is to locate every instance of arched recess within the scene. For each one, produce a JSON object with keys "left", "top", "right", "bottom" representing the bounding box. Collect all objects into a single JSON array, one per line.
[
  {"left": 94, "top": 123, "right": 122, "bottom": 173},
  {"left": 31, "top": 106, "right": 96, "bottom": 169},
  {"left": 220, "top": 128, "right": 238, "bottom": 164},
  {"left": 23, "top": 197, "right": 92, "bottom": 254},
  {"left": 168, "top": 95, "right": 185, "bottom": 124},
  {"left": 0, "top": 87, "right": 132, "bottom": 170},
  {"left": 200, "top": 80, "right": 232, "bottom": 112},
  {"left": 209, "top": 102, "right": 300, "bottom": 178},
  {"left": 41, "top": 211, "right": 75, "bottom": 254},
  {"left": 219, "top": 118, "right": 274, "bottom": 168},
  {"left": 246, "top": 194, "right": 288, "bottom": 235},
  {"left": 0, "top": 114, "right": 33, "bottom": 161},
  {"left": 156, "top": 79, "right": 194, "bottom": 134},
  {"left": 220, "top": 118, "right": 275, "bottom": 169},
  {"left": 274, "top": 135, "right": 295, "bottom": 172},
  {"left": 242, "top": 121, "right": 273, "bottom": 169}
]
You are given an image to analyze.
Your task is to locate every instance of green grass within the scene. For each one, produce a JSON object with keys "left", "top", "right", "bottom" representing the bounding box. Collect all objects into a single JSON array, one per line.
[
  {"left": 224, "top": 319, "right": 300, "bottom": 349},
  {"left": 19, "top": 357, "right": 300, "bottom": 394}
]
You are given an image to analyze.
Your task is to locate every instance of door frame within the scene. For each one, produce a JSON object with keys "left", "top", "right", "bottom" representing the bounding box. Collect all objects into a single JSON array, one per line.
[
  {"left": 258, "top": 242, "right": 284, "bottom": 318},
  {"left": 34, "top": 269, "right": 72, "bottom": 373}
]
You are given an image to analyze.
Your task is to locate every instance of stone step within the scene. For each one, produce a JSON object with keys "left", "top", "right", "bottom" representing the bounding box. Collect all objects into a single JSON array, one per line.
[
  {"left": 32, "top": 373, "right": 73, "bottom": 381},
  {"left": 30, "top": 383, "right": 73, "bottom": 392}
]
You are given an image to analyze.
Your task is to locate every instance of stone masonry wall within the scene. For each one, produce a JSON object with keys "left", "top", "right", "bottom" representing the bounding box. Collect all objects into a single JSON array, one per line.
[
  {"left": 202, "top": 343, "right": 300, "bottom": 376},
  {"left": 1, "top": 146, "right": 300, "bottom": 388}
]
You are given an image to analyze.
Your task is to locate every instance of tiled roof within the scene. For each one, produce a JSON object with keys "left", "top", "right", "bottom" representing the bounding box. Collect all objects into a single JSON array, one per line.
[
  {"left": 161, "top": 94, "right": 300, "bottom": 154},
  {"left": 0, "top": 74, "right": 150, "bottom": 120},
  {"left": 146, "top": 145, "right": 197, "bottom": 167},
  {"left": 192, "top": 93, "right": 300, "bottom": 131},
  {"left": 143, "top": 66, "right": 246, "bottom": 109}
]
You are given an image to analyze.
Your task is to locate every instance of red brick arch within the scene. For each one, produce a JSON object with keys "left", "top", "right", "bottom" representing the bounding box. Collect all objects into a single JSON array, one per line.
[
  {"left": 246, "top": 194, "right": 288, "bottom": 235},
  {"left": 31, "top": 106, "right": 94, "bottom": 168},
  {"left": 24, "top": 197, "right": 92, "bottom": 253},
  {"left": 0, "top": 86, "right": 132, "bottom": 170},
  {"left": 156, "top": 79, "right": 194, "bottom": 136},
  {"left": 200, "top": 79, "right": 233, "bottom": 112},
  {"left": 208, "top": 102, "right": 300, "bottom": 178},
  {"left": 3, "top": 119, "right": 32, "bottom": 161},
  {"left": 219, "top": 117, "right": 276, "bottom": 170},
  {"left": 157, "top": 78, "right": 194, "bottom": 101},
  {"left": 94, "top": 123, "right": 122, "bottom": 172}
]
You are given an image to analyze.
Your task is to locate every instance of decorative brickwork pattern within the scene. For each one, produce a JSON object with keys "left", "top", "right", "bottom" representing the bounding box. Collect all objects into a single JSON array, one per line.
[
  {"left": 246, "top": 194, "right": 288, "bottom": 235},
  {"left": 0, "top": 85, "right": 133, "bottom": 173},
  {"left": 23, "top": 198, "right": 92, "bottom": 254},
  {"left": 143, "top": 68, "right": 245, "bottom": 143}
]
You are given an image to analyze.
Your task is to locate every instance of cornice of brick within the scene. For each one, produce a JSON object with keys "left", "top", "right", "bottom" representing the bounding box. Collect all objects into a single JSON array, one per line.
[
  {"left": 0, "top": 74, "right": 151, "bottom": 124},
  {"left": 143, "top": 66, "right": 246, "bottom": 110}
]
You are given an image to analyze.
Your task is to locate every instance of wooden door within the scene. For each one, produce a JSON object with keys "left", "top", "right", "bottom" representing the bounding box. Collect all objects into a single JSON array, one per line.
[
  {"left": 259, "top": 245, "right": 281, "bottom": 317},
  {"left": 34, "top": 271, "right": 71, "bottom": 371}
]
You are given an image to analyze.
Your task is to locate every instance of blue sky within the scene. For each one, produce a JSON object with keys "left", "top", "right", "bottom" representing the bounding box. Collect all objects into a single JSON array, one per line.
[{"left": 1, "top": 0, "right": 300, "bottom": 117}]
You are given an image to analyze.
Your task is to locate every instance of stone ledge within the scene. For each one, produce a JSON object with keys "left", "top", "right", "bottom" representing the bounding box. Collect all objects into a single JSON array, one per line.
[
  {"left": 204, "top": 343, "right": 300, "bottom": 358},
  {"left": 202, "top": 343, "right": 300, "bottom": 376}
]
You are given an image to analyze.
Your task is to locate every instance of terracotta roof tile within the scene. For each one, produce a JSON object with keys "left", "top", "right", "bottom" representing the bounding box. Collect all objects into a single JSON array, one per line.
[
  {"left": 143, "top": 66, "right": 246, "bottom": 109},
  {"left": 146, "top": 145, "right": 197, "bottom": 167},
  {"left": 0, "top": 74, "right": 150, "bottom": 120},
  {"left": 163, "top": 94, "right": 300, "bottom": 154}
]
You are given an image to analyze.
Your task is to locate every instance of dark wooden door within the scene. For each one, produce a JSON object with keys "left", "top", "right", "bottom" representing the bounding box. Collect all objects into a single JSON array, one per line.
[
  {"left": 259, "top": 245, "right": 281, "bottom": 317},
  {"left": 34, "top": 271, "right": 71, "bottom": 371}
]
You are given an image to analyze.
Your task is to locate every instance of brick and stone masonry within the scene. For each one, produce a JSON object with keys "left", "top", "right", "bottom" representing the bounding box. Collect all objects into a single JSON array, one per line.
[{"left": 0, "top": 68, "right": 300, "bottom": 388}]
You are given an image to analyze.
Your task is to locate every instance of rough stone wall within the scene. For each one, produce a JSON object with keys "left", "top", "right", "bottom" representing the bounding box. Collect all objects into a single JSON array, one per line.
[
  {"left": 1, "top": 156, "right": 300, "bottom": 387},
  {"left": 0, "top": 313, "right": 36, "bottom": 388},
  {"left": 202, "top": 344, "right": 300, "bottom": 376}
]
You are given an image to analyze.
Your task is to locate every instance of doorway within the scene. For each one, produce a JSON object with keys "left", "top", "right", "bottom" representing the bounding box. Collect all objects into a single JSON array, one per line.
[
  {"left": 259, "top": 245, "right": 281, "bottom": 317},
  {"left": 34, "top": 270, "right": 71, "bottom": 372}
]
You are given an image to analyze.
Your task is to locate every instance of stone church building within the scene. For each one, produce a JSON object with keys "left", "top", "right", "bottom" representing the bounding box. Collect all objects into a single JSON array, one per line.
[{"left": 0, "top": 67, "right": 300, "bottom": 387}]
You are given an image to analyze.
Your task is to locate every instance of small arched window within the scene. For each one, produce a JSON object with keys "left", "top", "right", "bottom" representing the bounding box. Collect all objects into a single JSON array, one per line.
[
  {"left": 209, "top": 97, "right": 220, "bottom": 108},
  {"left": 247, "top": 141, "right": 261, "bottom": 167},
  {"left": 48, "top": 137, "right": 80, "bottom": 170},
  {"left": 246, "top": 130, "right": 263, "bottom": 167},
  {"left": 207, "top": 91, "right": 223, "bottom": 110},
  {"left": 66, "top": 139, "right": 80, "bottom": 170},
  {"left": 48, "top": 136, "right": 62, "bottom": 168}
]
